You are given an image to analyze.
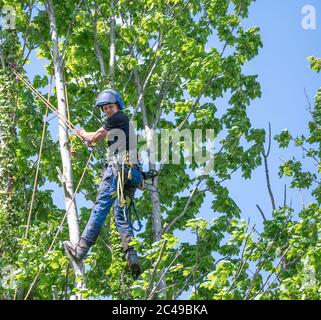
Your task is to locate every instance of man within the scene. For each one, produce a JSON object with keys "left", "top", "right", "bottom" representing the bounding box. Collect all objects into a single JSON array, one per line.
[{"left": 64, "top": 88, "right": 143, "bottom": 277}]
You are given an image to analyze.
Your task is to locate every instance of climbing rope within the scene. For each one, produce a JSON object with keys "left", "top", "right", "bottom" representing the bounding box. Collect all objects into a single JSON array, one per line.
[
  {"left": 24, "top": 75, "right": 53, "bottom": 239},
  {"left": 10, "top": 65, "right": 76, "bottom": 132},
  {"left": 64, "top": 72, "right": 75, "bottom": 156},
  {"left": 24, "top": 151, "right": 94, "bottom": 300},
  {"left": 11, "top": 65, "right": 96, "bottom": 152},
  {"left": 126, "top": 197, "right": 143, "bottom": 232}
]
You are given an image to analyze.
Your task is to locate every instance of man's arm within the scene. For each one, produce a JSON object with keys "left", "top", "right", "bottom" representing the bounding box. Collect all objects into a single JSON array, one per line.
[{"left": 77, "top": 127, "right": 107, "bottom": 143}]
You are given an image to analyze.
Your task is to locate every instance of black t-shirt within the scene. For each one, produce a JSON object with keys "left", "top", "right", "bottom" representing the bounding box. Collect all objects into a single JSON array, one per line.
[{"left": 103, "top": 111, "right": 137, "bottom": 161}]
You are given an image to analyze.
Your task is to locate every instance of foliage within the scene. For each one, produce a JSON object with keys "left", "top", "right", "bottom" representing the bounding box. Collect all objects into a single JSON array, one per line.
[{"left": 2, "top": 0, "right": 319, "bottom": 301}]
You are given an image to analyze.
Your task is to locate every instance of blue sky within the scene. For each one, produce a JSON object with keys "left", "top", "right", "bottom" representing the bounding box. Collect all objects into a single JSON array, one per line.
[
  {"left": 226, "top": 0, "right": 321, "bottom": 226},
  {"left": 24, "top": 0, "right": 321, "bottom": 257}
]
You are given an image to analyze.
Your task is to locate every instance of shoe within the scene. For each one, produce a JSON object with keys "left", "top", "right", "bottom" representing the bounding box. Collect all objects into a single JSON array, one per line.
[
  {"left": 63, "top": 238, "right": 90, "bottom": 262},
  {"left": 126, "top": 249, "right": 141, "bottom": 278}
]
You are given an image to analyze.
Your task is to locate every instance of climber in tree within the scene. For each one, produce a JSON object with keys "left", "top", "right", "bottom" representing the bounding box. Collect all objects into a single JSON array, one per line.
[{"left": 64, "top": 89, "right": 143, "bottom": 277}]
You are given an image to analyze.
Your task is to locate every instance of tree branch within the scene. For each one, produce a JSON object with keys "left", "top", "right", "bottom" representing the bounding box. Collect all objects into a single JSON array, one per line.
[
  {"left": 256, "top": 204, "right": 267, "bottom": 221},
  {"left": 60, "top": 0, "right": 85, "bottom": 65},
  {"left": 130, "top": 34, "right": 163, "bottom": 123},
  {"left": 148, "top": 248, "right": 184, "bottom": 300},
  {"left": 146, "top": 239, "right": 167, "bottom": 298},
  {"left": 160, "top": 177, "right": 205, "bottom": 236},
  {"left": 86, "top": 1, "right": 107, "bottom": 79},
  {"left": 262, "top": 122, "right": 276, "bottom": 211},
  {"left": 108, "top": 0, "right": 116, "bottom": 85}
]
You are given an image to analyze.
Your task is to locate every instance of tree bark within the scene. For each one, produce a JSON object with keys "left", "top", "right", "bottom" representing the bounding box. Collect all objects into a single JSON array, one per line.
[
  {"left": 109, "top": 0, "right": 116, "bottom": 85},
  {"left": 46, "top": 0, "right": 84, "bottom": 299}
]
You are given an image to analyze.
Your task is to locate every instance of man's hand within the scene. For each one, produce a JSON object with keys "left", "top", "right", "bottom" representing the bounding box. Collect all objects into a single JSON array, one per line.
[{"left": 77, "top": 128, "right": 85, "bottom": 138}]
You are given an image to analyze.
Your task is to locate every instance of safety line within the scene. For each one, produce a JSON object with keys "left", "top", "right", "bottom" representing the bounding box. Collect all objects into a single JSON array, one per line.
[{"left": 25, "top": 76, "right": 53, "bottom": 239}]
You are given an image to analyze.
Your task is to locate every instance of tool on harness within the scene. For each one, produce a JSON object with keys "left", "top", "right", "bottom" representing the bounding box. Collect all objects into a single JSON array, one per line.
[
  {"left": 139, "top": 169, "right": 159, "bottom": 193},
  {"left": 108, "top": 151, "right": 144, "bottom": 230},
  {"left": 142, "top": 169, "right": 158, "bottom": 181},
  {"left": 109, "top": 151, "right": 135, "bottom": 209}
]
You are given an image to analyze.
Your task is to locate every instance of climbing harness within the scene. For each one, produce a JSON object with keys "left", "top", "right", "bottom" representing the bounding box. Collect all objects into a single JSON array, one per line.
[{"left": 105, "top": 151, "right": 144, "bottom": 231}]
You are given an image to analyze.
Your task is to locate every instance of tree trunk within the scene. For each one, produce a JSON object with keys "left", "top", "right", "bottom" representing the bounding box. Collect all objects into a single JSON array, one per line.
[
  {"left": 145, "top": 127, "right": 162, "bottom": 242},
  {"left": 46, "top": 0, "right": 84, "bottom": 299},
  {"left": 109, "top": 0, "right": 116, "bottom": 86}
]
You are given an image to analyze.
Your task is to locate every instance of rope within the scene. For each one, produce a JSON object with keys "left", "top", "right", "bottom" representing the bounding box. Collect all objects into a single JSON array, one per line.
[
  {"left": 126, "top": 197, "right": 143, "bottom": 232},
  {"left": 12, "top": 66, "right": 94, "bottom": 151},
  {"left": 10, "top": 66, "right": 76, "bottom": 132},
  {"left": 25, "top": 76, "right": 53, "bottom": 239},
  {"left": 23, "top": 151, "right": 93, "bottom": 300},
  {"left": 64, "top": 72, "right": 74, "bottom": 155}
]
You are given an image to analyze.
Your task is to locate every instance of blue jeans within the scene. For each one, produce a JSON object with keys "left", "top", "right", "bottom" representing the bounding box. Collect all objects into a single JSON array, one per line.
[{"left": 81, "top": 164, "right": 143, "bottom": 251}]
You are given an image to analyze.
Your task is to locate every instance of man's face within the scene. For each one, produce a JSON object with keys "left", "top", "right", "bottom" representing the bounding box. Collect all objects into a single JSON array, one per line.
[{"left": 102, "top": 103, "right": 119, "bottom": 117}]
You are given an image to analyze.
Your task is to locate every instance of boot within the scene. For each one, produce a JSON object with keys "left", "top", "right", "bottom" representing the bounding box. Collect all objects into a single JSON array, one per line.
[
  {"left": 63, "top": 238, "right": 90, "bottom": 263},
  {"left": 126, "top": 248, "right": 141, "bottom": 278}
]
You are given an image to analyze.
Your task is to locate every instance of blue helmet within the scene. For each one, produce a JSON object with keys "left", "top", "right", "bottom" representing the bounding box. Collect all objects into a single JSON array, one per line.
[{"left": 95, "top": 89, "right": 124, "bottom": 110}]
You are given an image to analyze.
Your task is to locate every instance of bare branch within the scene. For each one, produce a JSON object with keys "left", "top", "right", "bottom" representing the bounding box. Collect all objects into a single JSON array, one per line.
[
  {"left": 160, "top": 177, "right": 205, "bottom": 236},
  {"left": 121, "top": 69, "right": 133, "bottom": 93},
  {"left": 132, "top": 69, "right": 149, "bottom": 126},
  {"left": 148, "top": 248, "right": 184, "bottom": 299},
  {"left": 304, "top": 88, "right": 313, "bottom": 113},
  {"left": 152, "top": 74, "right": 178, "bottom": 129},
  {"left": 146, "top": 239, "right": 167, "bottom": 297},
  {"left": 226, "top": 225, "right": 257, "bottom": 294},
  {"left": 256, "top": 204, "right": 267, "bottom": 221},
  {"left": 262, "top": 123, "right": 276, "bottom": 211},
  {"left": 244, "top": 233, "right": 280, "bottom": 299},
  {"left": 299, "top": 188, "right": 305, "bottom": 210},
  {"left": 130, "top": 35, "right": 163, "bottom": 123},
  {"left": 250, "top": 247, "right": 290, "bottom": 300},
  {"left": 109, "top": 0, "right": 116, "bottom": 85},
  {"left": 266, "top": 122, "right": 272, "bottom": 157},
  {"left": 86, "top": 1, "right": 107, "bottom": 79}
]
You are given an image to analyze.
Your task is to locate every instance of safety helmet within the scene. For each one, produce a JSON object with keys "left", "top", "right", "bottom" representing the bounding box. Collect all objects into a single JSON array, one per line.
[{"left": 95, "top": 89, "right": 124, "bottom": 110}]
